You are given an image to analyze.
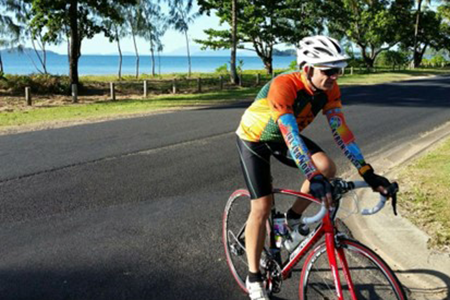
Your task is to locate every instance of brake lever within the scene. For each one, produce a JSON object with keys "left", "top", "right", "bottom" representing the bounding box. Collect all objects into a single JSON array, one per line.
[{"left": 387, "top": 182, "right": 399, "bottom": 216}]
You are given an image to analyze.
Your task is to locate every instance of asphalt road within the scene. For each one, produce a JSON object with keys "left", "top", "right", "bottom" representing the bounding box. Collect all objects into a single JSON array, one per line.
[{"left": 0, "top": 75, "right": 449, "bottom": 300}]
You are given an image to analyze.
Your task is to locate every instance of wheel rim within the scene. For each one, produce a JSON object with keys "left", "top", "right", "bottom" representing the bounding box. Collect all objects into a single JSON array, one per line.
[
  {"left": 223, "top": 190, "right": 273, "bottom": 294},
  {"left": 299, "top": 240, "right": 407, "bottom": 300},
  {"left": 223, "top": 190, "right": 251, "bottom": 293}
]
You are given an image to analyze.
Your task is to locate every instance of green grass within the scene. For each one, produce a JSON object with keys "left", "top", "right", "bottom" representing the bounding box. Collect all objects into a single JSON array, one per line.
[
  {"left": 339, "top": 68, "right": 450, "bottom": 85},
  {"left": 0, "top": 88, "right": 259, "bottom": 128},
  {"left": 398, "top": 139, "right": 450, "bottom": 250},
  {"left": 339, "top": 73, "right": 415, "bottom": 85}
]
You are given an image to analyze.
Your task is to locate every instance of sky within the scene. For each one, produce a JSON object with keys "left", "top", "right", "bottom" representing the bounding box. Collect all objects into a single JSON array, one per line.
[
  {"left": 26, "top": 1, "right": 435, "bottom": 56},
  {"left": 35, "top": 2, "right": 231, "bottom": 56}
]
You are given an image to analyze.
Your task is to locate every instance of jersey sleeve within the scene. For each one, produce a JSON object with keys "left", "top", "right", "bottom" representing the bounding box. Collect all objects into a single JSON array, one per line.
[
  {"left": 322, "top": 83, "right": 342, "bottom": 113},
  {"left": 267, "top": 76, "right": 297, "bottom": 121},
  {"left": 278, "top": 114, "right": 321, "bottom": 180},
  {"left": 325, "top": 108, "right": 367, "bottom": 170}
]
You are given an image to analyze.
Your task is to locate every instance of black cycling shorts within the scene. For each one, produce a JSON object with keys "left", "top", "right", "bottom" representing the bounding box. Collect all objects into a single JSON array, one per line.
[{"left": 236, "top": 135, "right": 324, "bottom": 200}]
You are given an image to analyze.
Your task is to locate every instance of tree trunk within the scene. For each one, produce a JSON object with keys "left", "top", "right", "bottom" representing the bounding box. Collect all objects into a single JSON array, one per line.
[
  {"left": 67, "top": 36, "right": 71, "bottom": 65},
  {"left": 230, "top": 0, "right": 239, "bottom": 84},
  {"left": 42, "top": 41, "right": 47, "bottom": 74},
  {"left": 413, "top": 0, "right": 423, "bottom": 68},
  {"left": 0, "top": 52, "right": 4, "bottom": 75},
  {"left": 31, "top": 36, "right": 48, "bottom": 74},
  {"left": 69, "top": 0, "right": 80, "bottom": 86},
  {"left": 184, "top": 30, "right": 192, "bottom": 78},
  {"left": 370, "top": 46, "right": 382, "bottom": 69},
  {"left": 150, "top": 40, "right": 155, "bottom": 77},
  {"left": 263, "top": 57, "right": 273, "bottom": 75},
  {"left": 364, "top": 57, "right": 374, "bottom": 68},
  {"left": 254, "top": 42, "right": 274, "bottom": 75},
  {"left": 158, "top": 50, "right": 161, "bottom": 76},
  {"left": 26, "top": 46, "right": 43, "bottom": 74},
  {"left": 131, "top": 28, "right": 140, "bottom": 79},
  {"left": 117, "top": 36, "right": 122, "bottom": 80},
  {"left": 358, "top": 44, "right": 374, "bottom": 68},
  {"left": 414, "top": 43, "right": 428, "bottom": 67}
]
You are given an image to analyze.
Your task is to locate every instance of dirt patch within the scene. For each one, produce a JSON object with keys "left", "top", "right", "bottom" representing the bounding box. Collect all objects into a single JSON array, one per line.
[{"left": 0, "top": 93, "right": 139, "bottom": 111}]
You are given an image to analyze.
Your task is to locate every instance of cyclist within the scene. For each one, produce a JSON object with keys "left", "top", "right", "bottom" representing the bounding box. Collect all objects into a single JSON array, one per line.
[{"left": 235, "top": 35, "right": 394, "bottom": 300}]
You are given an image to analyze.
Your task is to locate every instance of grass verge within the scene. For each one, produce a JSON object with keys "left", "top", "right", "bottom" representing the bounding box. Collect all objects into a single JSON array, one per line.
[
  {"left": 397, "top": 138, "right": 450, "bottom": 252},
  {"left": 0, "top": 87, "right": 259, "bottom": 128},
  {"left": 338, "top": 69, "right": 448, "bottom": 85}
]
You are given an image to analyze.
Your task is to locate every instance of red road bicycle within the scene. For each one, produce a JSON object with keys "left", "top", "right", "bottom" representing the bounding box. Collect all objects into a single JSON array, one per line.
[{"left": 223, "top": 178, "right": 407, "bottom": 299}]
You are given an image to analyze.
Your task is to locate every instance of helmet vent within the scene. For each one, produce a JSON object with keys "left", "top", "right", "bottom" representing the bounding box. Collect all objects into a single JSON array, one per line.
[
  {"left": 329, "top": 39, "right": 342, "bottom": 54},
  {"left": 304, "top": 50, "right": 319, "bottom": 58},
  {"left": 318, "top": 39, "right": 329, "bottom": 47},
  {"left": 315, "top": 47, "right": 333, "bottom": 56}
]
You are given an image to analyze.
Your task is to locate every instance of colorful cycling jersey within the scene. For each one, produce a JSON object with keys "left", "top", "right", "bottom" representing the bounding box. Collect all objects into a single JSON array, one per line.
[
  {"left": 236, "top": 71, "right": 368, "bottom": 180},
  {"left": 236, "top": 71, "right": 342, "bottom": 142}
]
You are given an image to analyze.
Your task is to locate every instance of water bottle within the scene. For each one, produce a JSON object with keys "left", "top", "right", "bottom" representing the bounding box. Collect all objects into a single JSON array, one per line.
[
  {"left": 283, "top": 224, "right": 308, "bottom": 252},
  {"left": 273, "top": 212, "right": 287, "bottom": 248}
]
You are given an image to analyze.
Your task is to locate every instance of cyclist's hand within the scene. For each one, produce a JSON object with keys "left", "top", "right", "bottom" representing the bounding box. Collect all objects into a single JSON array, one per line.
[
  {"left": 309, "top": 174, "right": 333, "bottom": 209},
  {"left": 361, "top": 165, "right": 400, "bottom": 215},
  {"left": 361, "top": 166, "right": 391, "bottom": 193}
]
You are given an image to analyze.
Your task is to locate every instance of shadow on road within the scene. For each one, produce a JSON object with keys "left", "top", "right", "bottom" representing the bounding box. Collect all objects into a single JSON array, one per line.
[
  {"left": 398, "top": 268, "right": 450, "bottom": 300},
  {"left": 0, "top": 267, "right": 237, "bottom": 300}
]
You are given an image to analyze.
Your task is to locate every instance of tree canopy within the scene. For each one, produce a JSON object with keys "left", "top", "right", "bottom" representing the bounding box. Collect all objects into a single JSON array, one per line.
[
  {"left": 197, "top": 0, "right": 326, "bottom": 74},
  {"left": 29, "top": 0, "right": 137, "bottom": 85}
]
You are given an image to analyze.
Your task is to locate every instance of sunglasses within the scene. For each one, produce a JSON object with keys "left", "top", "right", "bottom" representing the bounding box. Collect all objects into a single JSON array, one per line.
[{"left": 321, "top": 68, "right": 343, "bottom": 76}]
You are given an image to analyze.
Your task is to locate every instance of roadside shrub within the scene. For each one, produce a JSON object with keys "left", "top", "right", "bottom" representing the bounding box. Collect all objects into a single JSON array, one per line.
[
  {"left": 429, "top": 54, "right": 449, "bottom": 67},
  {"left": 347, "top": 57, "right": 366, "bottom": 68},
  {"left": 375, "top": 50, "right": 409, "bottom": 69},
  {"left": 289, "top": 60, "right": 298, "bottom": 70},
  {"left": 0, "top": 74, "right": 72, "bottom": 94},
  {"left": 237, "top": 59, "right": 244, "bottom": 73},
  {"left": 215, "top": 63, "right": 229, "bottom": 75}
]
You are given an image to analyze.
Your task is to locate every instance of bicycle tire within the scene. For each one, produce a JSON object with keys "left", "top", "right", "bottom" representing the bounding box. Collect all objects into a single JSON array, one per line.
[
  {"left": 223, "top": 189, "right": 271, "bottom": 293},
  {"left": 299, "top": 238, "right": 408, "bottom": 300}
]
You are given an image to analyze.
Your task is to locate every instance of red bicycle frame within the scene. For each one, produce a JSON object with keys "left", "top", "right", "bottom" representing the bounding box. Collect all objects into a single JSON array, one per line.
[{"left": 273, "top": 188, "right": 359, "bottom": 300}]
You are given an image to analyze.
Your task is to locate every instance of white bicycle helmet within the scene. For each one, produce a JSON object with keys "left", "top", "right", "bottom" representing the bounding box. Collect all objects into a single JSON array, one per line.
[{"left": 297, "top": 35, "right": 349, "bottom": 69}]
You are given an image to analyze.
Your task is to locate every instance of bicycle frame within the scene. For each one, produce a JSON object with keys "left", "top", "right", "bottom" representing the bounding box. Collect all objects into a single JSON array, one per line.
[{"left": 272, "top": 188, "right": 357, "bottom": 300}]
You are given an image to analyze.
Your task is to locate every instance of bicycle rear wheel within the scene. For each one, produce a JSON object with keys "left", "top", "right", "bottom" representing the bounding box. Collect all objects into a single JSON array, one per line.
[
  {"left": 223, "top": 189, "right": 271, "bottom": 293},
  {"left": 299, "top": 239, "right": 408, "bottom": 300}
]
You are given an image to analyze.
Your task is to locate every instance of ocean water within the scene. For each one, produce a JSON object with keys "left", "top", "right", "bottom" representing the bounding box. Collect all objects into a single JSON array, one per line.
[{"left": 1, "top": 53, "right": 295, "bottom": 75}]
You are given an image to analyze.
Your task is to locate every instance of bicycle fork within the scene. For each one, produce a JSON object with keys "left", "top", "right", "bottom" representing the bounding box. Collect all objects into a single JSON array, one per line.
[{"left": 323, "top": 215, "right": 359, "bottom": 300}]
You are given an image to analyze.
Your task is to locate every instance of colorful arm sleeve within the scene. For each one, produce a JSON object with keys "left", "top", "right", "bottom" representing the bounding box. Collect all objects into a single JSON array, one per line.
[
  {"left": 278, "top": 114, "right": 321, "bottom": 180},
  {"left": 325, "top": 108, "right": 367, "bottom": 170}
]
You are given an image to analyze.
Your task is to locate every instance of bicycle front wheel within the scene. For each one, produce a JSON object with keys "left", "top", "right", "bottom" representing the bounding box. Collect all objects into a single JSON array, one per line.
[
  {"left": 223, "top": 189, "right": 271, "bottom": 293},
  {"left": 299, "top": 239, "right": 408, "bottom": 300}
]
